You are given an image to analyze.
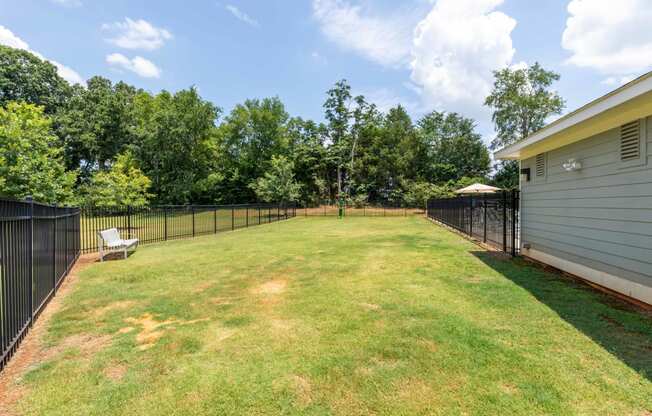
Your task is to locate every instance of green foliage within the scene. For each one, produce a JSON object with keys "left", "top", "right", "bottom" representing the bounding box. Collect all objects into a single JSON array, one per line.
[
  {"left": 80, "top": 151, "right": 152, "bottom": 208},
  {"left": 0, "top": 102, "right": 76, "bottom": 204},
  {"left": 418, "top": 111, "right": 491, "bottom": 182},
  {"left": 215, "top": 97, "right": 291, "bottom": 203},
  {"left": 0, "top": 45, "right": 72, "bottom": 113},
  {"left": 250, "top": 155, "right": 301, "bottom": 203},
  {"left": 131, "top": 88, "right": 221, "bottom": 204},
  {"left": 402, "top": 181, "right": 441, "bottom": 208},
  {"left": 54, "top": 77, "right": 139, "bottom": 177},
  {"left": 485, "top": 62, "right": 565, "bottom": 150},
  {"left": 491, "top": 160, "right": 520, "bottom": 190},
  {"left": 0, "top": 45, "right": 500, "bottom": 206},
  {"left": 485, "top": 62, "right": 565, "bottom": 187}
]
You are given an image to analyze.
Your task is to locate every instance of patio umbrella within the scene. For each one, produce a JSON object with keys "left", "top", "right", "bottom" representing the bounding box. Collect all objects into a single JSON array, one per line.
[{"left": 454, "top": 183, "right": 502, "bottom": 194}]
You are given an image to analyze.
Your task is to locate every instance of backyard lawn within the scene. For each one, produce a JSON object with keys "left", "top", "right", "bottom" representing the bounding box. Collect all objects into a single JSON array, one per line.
[{"left": 3, "top": 217, "right": 651, "bottom": 415}]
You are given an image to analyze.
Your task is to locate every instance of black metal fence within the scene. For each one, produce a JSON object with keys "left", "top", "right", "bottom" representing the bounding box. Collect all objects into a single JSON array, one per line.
[
  {"left": 80, "top": 203, "right": 296, "bottom": 253},
  {"left": 427, "top": 191, "right": 520, "bottom": 255},
  {"left": 1, "top": 197, "right": 80, "bottom": 371},
  {"left": 298, "top": 202, "right": 424, "bottom": 217}
]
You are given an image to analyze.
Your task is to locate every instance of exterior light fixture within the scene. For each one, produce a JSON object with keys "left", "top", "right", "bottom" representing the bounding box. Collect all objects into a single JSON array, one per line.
[
  {"left": 520, "top": 168, "right": 531, "bottom": 182},
  {"left": 562, "top": 158, "right": 582, "bottom": 172}
]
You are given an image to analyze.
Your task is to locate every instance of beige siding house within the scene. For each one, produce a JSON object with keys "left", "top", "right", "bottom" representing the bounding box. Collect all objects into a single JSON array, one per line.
[{"left": 495, "top": 72, "right": 652, "bottom": 306}]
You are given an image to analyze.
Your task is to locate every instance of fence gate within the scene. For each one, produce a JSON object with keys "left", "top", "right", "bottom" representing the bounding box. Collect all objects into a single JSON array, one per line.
[{"left": 426, "top": 190, "right": 520, "bottom": 255}]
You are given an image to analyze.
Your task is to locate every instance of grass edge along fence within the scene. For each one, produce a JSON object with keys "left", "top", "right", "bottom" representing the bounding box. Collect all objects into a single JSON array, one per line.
[
  {"left": 1, "top": 197, "right": 80, "bottom": 372},
  {"left": 298, "top": 202, "right": 423, "bottom": 217},
  {"left": 427, "top": 190, "right": 520, "bottom": 256},
  {"left": 81, "top": 203, "right": 296, "bottom": 253}
]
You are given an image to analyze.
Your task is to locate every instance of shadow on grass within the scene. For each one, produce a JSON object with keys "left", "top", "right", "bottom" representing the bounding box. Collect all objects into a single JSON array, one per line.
[{"left": 471, "top": 251, "right": 652, "bottom": 381}]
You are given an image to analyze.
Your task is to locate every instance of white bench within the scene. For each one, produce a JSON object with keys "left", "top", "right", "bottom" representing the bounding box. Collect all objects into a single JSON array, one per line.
[{"left": 97, "top": 228, "right": 139, "bottom": 261}]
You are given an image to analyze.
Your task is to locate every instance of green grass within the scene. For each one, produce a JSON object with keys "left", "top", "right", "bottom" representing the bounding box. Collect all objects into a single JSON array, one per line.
[{"left": 12, "top": 217, "right": 652, "bottom": 415}]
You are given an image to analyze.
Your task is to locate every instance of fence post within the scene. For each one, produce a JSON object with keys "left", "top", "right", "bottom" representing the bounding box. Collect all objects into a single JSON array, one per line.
[
  {"left": 231, "top": 207, "right": 235, "bottom": 230},
  {"left": 127, "top": 205, "right": 132, "bottom": 238},
  {"left": 214, "top": 208, "right": 217, "bottom": 234},
  {"left": 53, "top": 204, "right": 57, "bottom": 294},
  {"left": 512, "top": 190, "right": 518, "bottom": 257},
  {"left": 483, "top": 194, "right": 487, "bottom": 243},
  {"left": 469, "top": 195, "right": 474, "bottom": 237},
  {"left": 277, "top": 205, "right": 280, "bottom": 221},
  {"left": 164, "top": 208, "right": 168, "bottom": 241},
  {"left": 258, "top": 205, "right": 261, "bottom": 224},
  {"left": 192, "top": 206, "right": 195, "bottom": 237},
  {"left": 26, "top": 196, "right": 34, "bottom": 323},
  {"left": 246, "top": 207, "right": 249, "bottom": 227},
  {"left": 65, "top": 209, "right": 69, "bottom": 272},
  {"left": 502, "top": 191, "right": 507, "bottom": 253}
]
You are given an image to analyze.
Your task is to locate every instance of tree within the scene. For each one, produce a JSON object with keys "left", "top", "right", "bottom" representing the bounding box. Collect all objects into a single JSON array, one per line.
[
  {"left": 0, "top": 102, "right": 76, "bottom": 204},
  {"left": 250, "top": 155, "right": 301, "bottom": 203},
  {"left": 485, "top": 63, "right": 565, "bottom": 188},
  {"left": 214, "top": 97, "right": 291, "bottom": 203},
  {"left": 418, "top": 111, "right": 491, "bottom": 183},
  {"left": 132, "top": 88, "right": 220, "bottom": 204},
  {"left": 287, "top": 117, "right": 330, "bottom": 204},
  {"left": 0, "top": 45, "right": 72, "bottom": 113},
  {"left": 54, "top": 77, "right": 139, "bottom": 178},
  {"left": 323, "top": 80, "right": 352, "bottom": 197},
  {"left": 80, "top": 151, "right": 152, "bottom": 208}
]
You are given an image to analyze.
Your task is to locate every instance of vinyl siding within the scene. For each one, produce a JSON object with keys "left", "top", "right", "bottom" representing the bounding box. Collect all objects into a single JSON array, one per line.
[{"left": 520, "top": 116, "right": 652, "bottom": 289}]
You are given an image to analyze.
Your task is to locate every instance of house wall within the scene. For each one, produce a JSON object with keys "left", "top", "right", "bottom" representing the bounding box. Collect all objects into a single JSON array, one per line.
[{"left": 520, "top": 116, "right": 652, "bottom": 305}]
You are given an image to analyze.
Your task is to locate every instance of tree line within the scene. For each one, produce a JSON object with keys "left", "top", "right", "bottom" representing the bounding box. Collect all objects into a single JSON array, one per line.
[{"left": 0, "top": 45, "right": 564, "bottom": 207}]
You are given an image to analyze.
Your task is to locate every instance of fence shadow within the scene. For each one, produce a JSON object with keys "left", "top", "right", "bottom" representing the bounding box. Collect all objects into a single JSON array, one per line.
[{"left": 471, "top": 251, "right": 652, "bottom": 381}]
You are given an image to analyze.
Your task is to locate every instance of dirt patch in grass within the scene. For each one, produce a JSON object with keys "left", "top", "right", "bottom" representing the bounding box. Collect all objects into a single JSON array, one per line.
[
  {"left": 293, "top": 375, "right": 313, "bottom": 407},
  {"left": 0, "top": 254, "right": 97, "bottom": 416},
  {"left": 359, "top": 302, "right": 381, "bottom": 311},
  {"left": 124, "top": 313, "right": 176, "bottom": 350},
  {"left": 104, "top": 363, "right": 128, "bottom": 382},
  {"left": 193, "top": 281, "right": 214, "bottom": 294},
  {"left": 210, "top": 297, "right": 233, "bottom": 305},
  {"left": 252, "top": 279, "right": 287, "bottom": 295},
  {"left": 123, "top": 313, "right": 210, "bottom": 351},
  {"left": 92, "top": 300, "right": 138, "bottom": 318},
  {"left": 499, "top": 383, "right": 519, "bottom": 395}
]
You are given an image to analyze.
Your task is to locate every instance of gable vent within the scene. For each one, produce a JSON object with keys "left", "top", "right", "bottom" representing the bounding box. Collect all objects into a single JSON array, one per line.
[
  {"left": 620, "top": 120, "right": 640, "bottom": 161},
  {"left": 535, "top": 153, "right": 545, "bottom": 177}
]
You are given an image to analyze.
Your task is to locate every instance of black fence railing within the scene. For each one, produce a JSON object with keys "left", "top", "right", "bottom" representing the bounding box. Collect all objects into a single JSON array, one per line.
[
  {"left": 298, "top": 202, "right": 424, "bottom": 217},
  {"left": 0, "top": 197, "right": 80, "bottom": 371},
  {"left": 427, "top": 190, "right": 519, "bottom": 255},
  {"left": 80, "top": 203, "right": 296, "bottom": 253}
]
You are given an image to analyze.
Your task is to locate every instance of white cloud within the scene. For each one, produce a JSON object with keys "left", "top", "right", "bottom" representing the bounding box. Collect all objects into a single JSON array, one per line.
[
  {"left": 312, "top": 0, "right": 517, "bottom": 129},
  {"left": 51, "top": 0, "right": 82, "bottom": 7},
  {"left": 312, "top": 0, "right": 414, "bottom": 67},
  {"left": 103, "top": 18, "right": 172, "bottom": 50},
  {"left": 410, "top": 0, "right": 516, "bottom": 121},
  {"left": 106, "top": 53, "right": 161, "bottom": 78},
  {"left": 601, "top": 75, "right": 636, "bottom": 87},
  {"left": 562, "top": 0, "right": 652, "bottom": 78},
  {"left": 355, "top": 87, "right": 422, "bottom": 114},
  {"left": 0, "top": 25, "right": 84, "bottom": 84},
  {"left": 225, "top": 5, "right": 259, "bottom": 27}
]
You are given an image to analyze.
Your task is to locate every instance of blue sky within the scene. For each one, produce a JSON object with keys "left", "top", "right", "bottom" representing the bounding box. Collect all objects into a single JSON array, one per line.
[{"left": 1, "top": 0, "right": 651, "bottom": 139}]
